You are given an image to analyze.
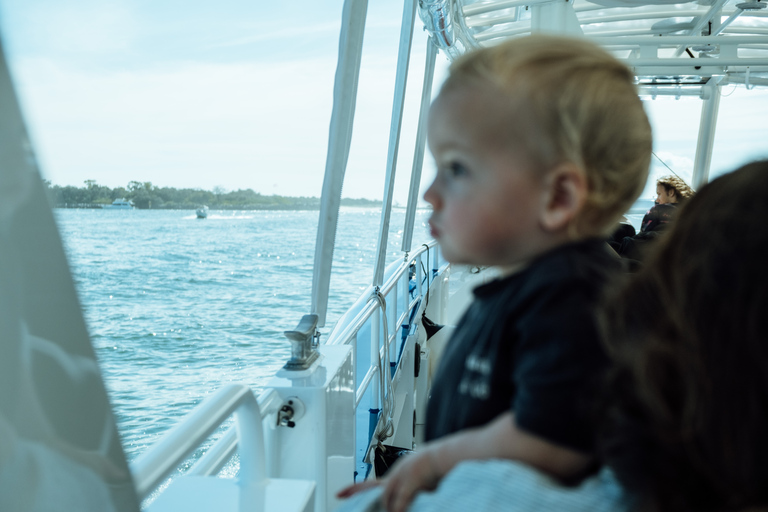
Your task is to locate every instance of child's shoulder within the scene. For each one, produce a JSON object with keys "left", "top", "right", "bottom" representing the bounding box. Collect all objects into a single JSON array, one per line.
[
  {"left": 527, "top": 238, "right": 620, "bottom": 285},
  {"left": 507, "top": 239, "right": 621, "bottom": 307},
  {"left": 471, "top": 239, "right": 620, "bottom": 311}
]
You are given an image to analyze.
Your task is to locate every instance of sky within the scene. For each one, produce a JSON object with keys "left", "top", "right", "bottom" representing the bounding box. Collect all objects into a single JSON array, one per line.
[
  {"left": 1, "top": 0, "right": 767, "bottom": 204},
  {"left": 0, "top": 0, "right": 444, "bottom": 204}
]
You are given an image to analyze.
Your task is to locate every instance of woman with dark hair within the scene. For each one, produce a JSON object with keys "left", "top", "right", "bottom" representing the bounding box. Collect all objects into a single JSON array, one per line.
[{"left": 600, "top": 160, "right": 768, "bottom": 512}]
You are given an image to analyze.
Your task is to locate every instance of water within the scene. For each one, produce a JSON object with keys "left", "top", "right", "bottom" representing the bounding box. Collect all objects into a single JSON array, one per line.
[{"left": 54, "top": 207, "right": 432, "bottom": 463}]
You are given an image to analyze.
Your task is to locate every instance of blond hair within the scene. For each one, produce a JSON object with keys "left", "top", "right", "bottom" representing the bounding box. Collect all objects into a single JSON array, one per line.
[
  {"left": 443, "top": 35, "right": 652, "bottom": 236},
  {"left": 657, "top": 175, "right": 695, "bottom": 202}
]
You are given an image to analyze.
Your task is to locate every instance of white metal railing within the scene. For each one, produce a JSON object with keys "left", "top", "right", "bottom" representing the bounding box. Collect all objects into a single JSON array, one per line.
[
  {"left": 186, "top": 389, "right": 283, "bottom": 478},
  {"left": 131, "top": 384, "right": 272, "bottom": 500},
  {"left": 372, "top": 0, "right": 418, "bottom": 288},
  {"left": 327, "top": 240, "right": 440, "bottom": 348},
  {"left": 188, "top": 426, "right": 238, "bottom": 477},
  {"left": 325, "top": 241, "right": 445, "bottom": 441},
  {"left": 350, "top": 241, "right": 448, "bottom": 468}
]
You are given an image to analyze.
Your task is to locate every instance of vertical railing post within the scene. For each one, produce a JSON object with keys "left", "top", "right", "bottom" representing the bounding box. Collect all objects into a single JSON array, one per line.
[
  {"left": 692, "top": 78, "right": 722, "bottom": 189},
  {"left": 236, "top": 395, "right": 267, "bottom": 487},
  {"left": 432, "top": 245, "right": 439, "bottom": 280},
  {"left": 402, "top": 267, "right": 409, "bottom": 342},
  {"left": 402, "top": 38, "right": 438, "bottom": 253},
  {"left": 372, "top": 0, "right": 418, "bottom": 287},
  {"left": 370, "top": 307, "right": 381, "bottom": 419},
  {"left": 389, "top": 287, "right": 397, "bottom": 368},
  {"left": 417, "top": 253, "right": 423, "bottom": 297}
]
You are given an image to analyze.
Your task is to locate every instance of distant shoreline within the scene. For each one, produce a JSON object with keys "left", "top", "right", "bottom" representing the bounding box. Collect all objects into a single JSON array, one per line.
[
  {"left": 45, "top": 181, "right": 382, "bottom": 210},
  {"left": 53, "top": 202, "right": 383, "bottom": 211}
]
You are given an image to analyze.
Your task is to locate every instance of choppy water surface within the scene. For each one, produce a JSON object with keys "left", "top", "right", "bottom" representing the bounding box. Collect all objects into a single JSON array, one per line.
[{"left": 55, "top": 207, "right": 431, "bottom": 462}]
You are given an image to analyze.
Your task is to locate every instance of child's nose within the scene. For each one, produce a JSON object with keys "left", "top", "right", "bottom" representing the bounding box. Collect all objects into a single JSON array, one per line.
[{"left": 423, "top": 179, "right": 440, "bottom": 208}]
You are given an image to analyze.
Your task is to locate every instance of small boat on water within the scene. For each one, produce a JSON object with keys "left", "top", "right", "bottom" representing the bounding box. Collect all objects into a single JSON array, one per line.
[
  {"left": 196, "top": 206, "right": 209, "bottom": 218},
  {"left": 103, "top": 198, "right": 135, "bottom": 210}
]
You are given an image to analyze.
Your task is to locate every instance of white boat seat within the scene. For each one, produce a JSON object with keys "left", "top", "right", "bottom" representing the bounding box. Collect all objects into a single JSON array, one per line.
[{"left": 147, "top": 476, "right": 315, "bottom": 512}]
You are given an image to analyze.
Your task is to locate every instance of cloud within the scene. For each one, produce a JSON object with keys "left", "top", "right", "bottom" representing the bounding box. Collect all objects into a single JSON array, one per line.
[
  {"left": 12, "top": 56, "right": 336, "bottom": 193},
  {"left": 642, "top": 87, "right": 768, "bottom": 193},
  {"left": 11, "top": 0, "right": 766, "bottom": 206},
  {"left": 11, "top": 44, "right": 437, "bottom": 202},
  {"left": 1, "top": 0, "right": 137, "bottom": 57},
  {"left": 207, "top": 22, "right": 341, "bottom": 50},
  {"left": 1, "top": 0, "right": 438, "bottom": 202}
]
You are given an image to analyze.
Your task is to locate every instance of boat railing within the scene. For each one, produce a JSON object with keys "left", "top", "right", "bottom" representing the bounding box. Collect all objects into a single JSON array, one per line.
[
  {"left": 326, "top": 239, "right": 441, "bottom": 348},
  {"left": 131, "top": 384, "right": 272, "bottom": 501},
  {"left": 134, "top": 240, "right": 448, "bottom": 506},
  {"left": 185, "top": 388, "right": 283, "bottom": 478},
  {"left": 324, "top": 240, "right": 447, "bottom": 470}
]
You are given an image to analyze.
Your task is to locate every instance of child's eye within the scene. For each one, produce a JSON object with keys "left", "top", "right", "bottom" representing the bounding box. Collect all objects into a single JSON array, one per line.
[{"left": 447, "top": 162, "right": 469, "bottom": 178}]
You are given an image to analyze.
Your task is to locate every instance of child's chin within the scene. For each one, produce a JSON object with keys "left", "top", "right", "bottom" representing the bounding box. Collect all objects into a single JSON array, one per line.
[
  {"left": 442, "top": 253, "right": 471, "bottom": 266},
  {"left": 435, "top": 244, "right": 476, "bottom": 266}
]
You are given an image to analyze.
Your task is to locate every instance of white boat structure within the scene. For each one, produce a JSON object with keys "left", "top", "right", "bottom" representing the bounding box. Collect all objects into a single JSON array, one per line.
[
  {"left": 196, "top": 205, "right": 209, "bottom": 219},
  {"left": 103, "top": 198, "right": 136, "bottom": 210},
  {"left": 2, "top": 0, "right": 768, "bottom": 511}
]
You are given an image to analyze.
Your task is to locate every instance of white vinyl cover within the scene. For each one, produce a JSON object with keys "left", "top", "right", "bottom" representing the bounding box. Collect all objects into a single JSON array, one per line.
[{"left": 0, "top": 39, "right": 140, "bottom": 511}]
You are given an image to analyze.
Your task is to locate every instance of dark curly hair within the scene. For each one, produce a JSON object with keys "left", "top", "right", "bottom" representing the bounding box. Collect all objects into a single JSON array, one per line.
[
  {"left": 657, "top": 175, "right": 695, "bottom": 203},
  {"left": 598, "top": 161, "right": 768, "bottom": 512}
]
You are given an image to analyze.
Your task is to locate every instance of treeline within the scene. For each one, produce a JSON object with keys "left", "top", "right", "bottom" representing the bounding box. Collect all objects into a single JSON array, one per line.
[{"left": 45, "top": 180, "right": 381, "bottom": 210}]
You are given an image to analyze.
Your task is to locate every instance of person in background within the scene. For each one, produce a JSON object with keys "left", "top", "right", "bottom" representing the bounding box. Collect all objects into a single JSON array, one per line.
[
  {"left": 614, "top": 175, "right": 695, "bottom": 265},
  {"left": 640, "top": 174, "right": 695, "bottom": 233},
  {"left": 337, "top": 34, "right": 652, "bottom": 512}
]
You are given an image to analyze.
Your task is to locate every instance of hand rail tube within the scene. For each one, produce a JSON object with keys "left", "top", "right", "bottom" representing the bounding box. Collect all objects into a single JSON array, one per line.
[
  {"left": 672, "top": 0, "right": 730, "bottom": 57},
  {"left": 372, "top": 0, "right": 417, "bottom": 287},
  {"left": 186, "top": 388, "right": 284, "bottom": 478},
  {"left": 383, "top": 242, "right": 437, "bottom": 297},
  {"left": 355, "top": 273, "right": 436, "bottom": 408},
  {"left": 188, "top": 426, "right": 238, "bottom": 477},
  {"left": 401, "top": 37, "right": 437, "bottom": 253},
  {"left": 131, "top": 384, "right": 266, "bottom": 500},
  {"left": 356, "top": 366, "right": 379, "bottom": 407},
  {"left": 326, "top": 241, "right": 437, "bottom": 347},
  {"left": 418, "top": 0, "right": 466, "bottom": 59}
]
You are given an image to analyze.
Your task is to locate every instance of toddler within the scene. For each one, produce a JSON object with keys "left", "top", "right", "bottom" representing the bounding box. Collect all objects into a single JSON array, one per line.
[{"left": 339, "top": 34, "right": 652, "bottom": 512}]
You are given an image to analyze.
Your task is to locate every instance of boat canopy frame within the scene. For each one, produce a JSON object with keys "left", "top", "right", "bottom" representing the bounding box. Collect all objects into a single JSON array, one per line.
[{"left": 415, "top": 0, "right": 768, "bottom": 197}]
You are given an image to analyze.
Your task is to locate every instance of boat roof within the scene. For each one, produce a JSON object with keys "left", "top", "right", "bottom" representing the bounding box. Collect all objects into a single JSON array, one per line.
[{"left": 422, "top": 0, "right": 768, "bottom": 89}]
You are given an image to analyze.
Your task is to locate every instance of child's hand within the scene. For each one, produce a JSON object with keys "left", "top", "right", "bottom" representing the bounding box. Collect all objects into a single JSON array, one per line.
[
  {"left": 379, "top": 448, "right": 442, "bottom": 512},
  {"left": 336, "top": 478, "right": 382, "bottom": 499},
  {"left": 336, "top": 448, "right": 443, "bottom": 512}
]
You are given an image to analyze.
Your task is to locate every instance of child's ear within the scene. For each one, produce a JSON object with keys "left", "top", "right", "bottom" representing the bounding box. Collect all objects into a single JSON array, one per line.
[{"left": 540, "top": 163, "right": 588, "bottom": 233}]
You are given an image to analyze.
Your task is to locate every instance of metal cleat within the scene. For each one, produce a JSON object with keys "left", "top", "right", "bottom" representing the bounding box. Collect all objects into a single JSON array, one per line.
[{"left": 283, "top": 314, "right": 320, "bottom": 371}]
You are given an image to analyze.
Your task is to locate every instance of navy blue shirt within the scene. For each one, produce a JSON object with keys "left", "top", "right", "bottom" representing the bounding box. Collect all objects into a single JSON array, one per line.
[{"left": 424, "top": 239, "right": 620, "bottom": 453}]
